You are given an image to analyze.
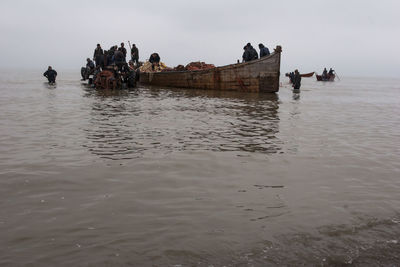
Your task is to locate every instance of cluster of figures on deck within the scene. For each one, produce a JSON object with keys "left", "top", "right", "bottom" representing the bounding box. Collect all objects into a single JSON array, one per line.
[
  {"left": 81, "top": 43, "right": 142, "bottom": 89},
  {"left": 242, "top": 43, "right": 271, "bottom": 62},
  {"left": 320, "top": 67, "right": 335, "bottom": 81}
]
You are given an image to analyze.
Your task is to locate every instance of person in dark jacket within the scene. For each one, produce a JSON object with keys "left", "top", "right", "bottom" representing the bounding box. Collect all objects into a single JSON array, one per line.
[
  {"left": 43, "top": 66, "right": 57, "bottom": 84},
  {"left": 118, "top": 42, "right": 127, "bottom": 59},
  {"left": 242, "top": 46, "right": 251, "bottom": 62},
  {"left": 149, "top": 53, "right": 160, "bottom": 70},
  {"left": 293, "top": 69, "right": 301, "bottom": 90},
  {"left": 113, "top": 49, "right": 125, "bottom": 70},
  {"left": 130, "top": 44, "right": 139, "bottom": 65},
  {"left": 93, "top": 44, "right": 103, "bottom": 67},
  {"left": 81, "top": 58, "right": 95, "bottom": 80},
  {"left": 242, "top": 43, "right": 258, "bottom": 62},
  {"left": 258, "top": 43, "right": 270, "bottom": 58}
]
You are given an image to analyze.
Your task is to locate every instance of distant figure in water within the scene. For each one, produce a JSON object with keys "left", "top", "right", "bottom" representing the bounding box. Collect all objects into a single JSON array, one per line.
[
  {"left": 258, "top": 43, "right": 270, "bottom": 58},
  {"left": 43, "top": 66, "right": 57, "bottom": 84},
  {"left": 293, "top": 69, "right": 301, "bottom": 90}
]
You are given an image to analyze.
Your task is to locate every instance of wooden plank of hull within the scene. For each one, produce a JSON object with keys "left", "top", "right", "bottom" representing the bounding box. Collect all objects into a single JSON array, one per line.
[
  {"left": 316, "top": 74, "right": 335, "bottom": 81},
  {"left": 139, "top": 47, "right": 281, "bottom": 93}
]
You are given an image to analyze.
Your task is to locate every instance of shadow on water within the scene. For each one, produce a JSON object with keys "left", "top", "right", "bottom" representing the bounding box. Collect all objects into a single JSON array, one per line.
[{"left": 81, "top": 85, "right": 281, "bottom": 160}]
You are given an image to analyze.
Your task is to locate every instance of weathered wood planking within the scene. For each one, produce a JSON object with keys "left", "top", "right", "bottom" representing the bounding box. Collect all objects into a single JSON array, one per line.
[{"left": 139, "top": 46, "right": 282, "bottom": 93}]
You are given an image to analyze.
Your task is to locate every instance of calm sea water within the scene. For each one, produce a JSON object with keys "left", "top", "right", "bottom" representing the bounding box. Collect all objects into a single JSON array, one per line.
[{"left": 0, "top": 70, "right": 399, "bottom": 266}]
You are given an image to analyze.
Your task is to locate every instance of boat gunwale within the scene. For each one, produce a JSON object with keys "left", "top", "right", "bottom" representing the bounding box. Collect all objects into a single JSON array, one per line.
[{"left": 140, "top": 51, "right": 281, "bottom": 76}]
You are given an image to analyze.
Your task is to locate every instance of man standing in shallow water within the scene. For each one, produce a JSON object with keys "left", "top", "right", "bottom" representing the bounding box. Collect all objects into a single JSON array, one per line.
[{"left": 43, "top": 66, "right": 57, "bottom": 84}]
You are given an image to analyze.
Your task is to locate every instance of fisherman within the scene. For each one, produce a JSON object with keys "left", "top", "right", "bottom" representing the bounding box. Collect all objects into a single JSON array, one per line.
[
  {"left": 322, "top": 68, "right": 328, "bottom": 79},
  {"left": 93, "top": 44, "right": 104, "bottom": 67},
  {"left": 247, "top": 43, "right": 258, "bottom": 61},
  {"left": 328, "top": 68, "right": 334, "bottom": 75},
  {"left": 293, "top": 69, "right": 301, "bottom": 90},
  {"left": 242, "top": 46, "right": 250, "bottom": 62},
  {"left": 113, "top": 49, "right": 125, "bottom": 70},
  {"left": 149, "top": 53, "right": 160, "bottom": 70},
  {"left": 258, "top": 43, "right": 270, "bottom": 58},
  {"left": 43, "top": 66, "right": 57, "bottom": 84},
  {"left": 242, "top": 43, "right": 258, "bottom": 62},
  {"left": 118, "top": 42, "right": 127, "bottom": 59},
  {"left": 130, "top": 44, "right": 139, "bottom": 65},
  {"left": 81, "top": 58, "right": 95, "bottom": 80}
]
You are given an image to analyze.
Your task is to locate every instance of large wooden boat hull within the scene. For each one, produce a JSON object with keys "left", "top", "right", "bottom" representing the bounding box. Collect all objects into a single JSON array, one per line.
[
  {"left": 316, "top": 74, "right": 335, "bottom": 81},
  {"left": 139, "top": 46, "right": 282, "bottom": 93}
]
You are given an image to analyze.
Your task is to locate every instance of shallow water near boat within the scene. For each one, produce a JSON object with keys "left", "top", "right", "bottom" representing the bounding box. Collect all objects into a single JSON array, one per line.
[{"left": 0, "top": 70, "right": 399, "bottom": 266}]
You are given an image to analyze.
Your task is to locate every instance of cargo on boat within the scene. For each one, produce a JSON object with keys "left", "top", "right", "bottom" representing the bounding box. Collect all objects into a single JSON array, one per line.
[{"left": 139, "top": 46, "right": 282, "bottom": 93}]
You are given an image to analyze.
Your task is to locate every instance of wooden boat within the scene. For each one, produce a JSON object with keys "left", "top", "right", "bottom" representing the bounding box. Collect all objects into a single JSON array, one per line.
[
  {"left": 139, "top": 46, "right": 282, "bottom": 93},
  {"left": 316, "top": 74, "right": 335, "bottom": 81},
  {"left": 300, "top": 72, "right": 314, "bottom": 77}
]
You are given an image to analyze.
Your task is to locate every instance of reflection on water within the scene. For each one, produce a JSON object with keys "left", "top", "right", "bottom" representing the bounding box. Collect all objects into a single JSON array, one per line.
[{"left": 82, "top": 86, "right": 281, "bottom": 160}]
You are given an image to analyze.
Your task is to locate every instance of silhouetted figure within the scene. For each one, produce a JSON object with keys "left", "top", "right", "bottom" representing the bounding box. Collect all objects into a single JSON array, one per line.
[
  {"left": 130, "top": 44, "right": 139, "bottom": 65},
  {"left": 93, "top": 44, "right": 103, "bottom": 67},
  {"left": 118, "top": 42, "right": 127, "bottom": 59},
  {"left": 43, "top": 66, "right": 57, "bottom": 84},
  {"left": 259, "top": 43, "right": 270, "bottom": 58},
  {"left": 149, "top": 53, "right": 160, "bottom": 70},
  {"left": 293, "top": 69, "right": 301, "bottom": 90}
]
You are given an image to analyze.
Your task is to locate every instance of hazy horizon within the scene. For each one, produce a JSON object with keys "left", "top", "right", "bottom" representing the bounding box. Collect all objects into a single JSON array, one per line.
[{"left": 1, "top": 0, "right": 399, "bottom": 77}]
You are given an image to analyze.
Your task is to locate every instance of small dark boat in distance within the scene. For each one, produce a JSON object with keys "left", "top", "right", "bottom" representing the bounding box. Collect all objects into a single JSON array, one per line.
[
  {"left": 316, "top": 74, "right": 335, "bottom": 81},
  {"left": 139, "top": 46, "right": 282, "bottom": 93}
]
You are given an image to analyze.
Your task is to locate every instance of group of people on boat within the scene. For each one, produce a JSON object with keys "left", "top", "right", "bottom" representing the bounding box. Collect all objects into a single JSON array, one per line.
[
  {"left": 81, "top": 42, "right": 142, "bottom": 89},
  {"left": 321, "top": 67, "right": 335, "bottom": 80},
  {"left": 242, "top": 43, "right": 270, "bottom": 62}
]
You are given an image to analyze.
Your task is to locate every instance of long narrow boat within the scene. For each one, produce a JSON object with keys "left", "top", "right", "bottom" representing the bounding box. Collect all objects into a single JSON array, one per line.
[
  {"left": 316, "top": 74, "right": 335, "bottom": 81},
  {"left": 300, "top": 72, "right": 314, "bottom": 77},
  {"left": 139, "top": 46, "right": 282, "bottom": 93}
]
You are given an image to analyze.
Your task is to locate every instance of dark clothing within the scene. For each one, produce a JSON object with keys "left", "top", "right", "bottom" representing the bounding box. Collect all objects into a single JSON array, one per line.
[
  {"left": 149, "top": 53, "right": 160, "bottom": 63},
  {"left": 328, "top": 69, "right": 334, "bottom": 75},
  {"left": 242, "top": 46, "right": 258, "bottom": 62},
  {"left": 86, "top": 60, "right": 95, "bottom": 69},
  {"left": 293, "top": 73, "right": 301, "bottom": 89},
  {"left": 260, "top": 47, "right": 270, "bottom": 57},
  {"left": 242, "top": 49, "right": 251, "bottom": 62},
  {"left": 249, "top": 47, "right": 258, "bottom": 60},
  {"left": 93, "top": 47, "right": 103, "bottom": 66},
  {"left": 119, "top": 47, "right": 127, "bottom": 58},
  {"left": 131, "top": 46, "right": 139, "bottom": 64},
  {"left": 114, "top": 50, "right": 125, "bottom": 63},
  {"left": 44, "top": 69, "right": 57, "bottom": 83}
]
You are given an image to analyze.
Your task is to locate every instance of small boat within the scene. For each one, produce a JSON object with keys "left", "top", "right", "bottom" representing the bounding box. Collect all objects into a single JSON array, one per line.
[
  {"left": 316, "top": 74, "right": 335, "bottom": 81},
  {"left": 300, "top": 72, "right": 314, "bottom": 77},
  {"left": 139, "top": 46, "right": 282, "bottom": 93}
]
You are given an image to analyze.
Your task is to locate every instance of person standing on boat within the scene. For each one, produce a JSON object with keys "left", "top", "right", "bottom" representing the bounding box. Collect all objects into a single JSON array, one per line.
[
  {"left": 328, "top": 68, "right": 334, "bottom": 75},
  {"left": 130, "top": 44, "right": 139, "bottom": 66},
  {"left": 322, "top": 68, "right": 328, "bottom": 79},
  {"left": 258, "top": 43, "right": 270, "bottom": 58},
  {"left": 93, "top": 44, "right": 103, "bottom": 67},
  {"left": 43, "top": 66, "right": 57, "bottom": 84},
  {"left": 113, "top": 49, "right": 126, "bottom": 70},
  {"left": 247, "top": 43, "right": 258, "bottom": 61},
  {"left": 293, "top": 69, "right": 301, "bottom": 90},
  {"left": 118, "top": 42, "right": 127, "bottom": 60}
]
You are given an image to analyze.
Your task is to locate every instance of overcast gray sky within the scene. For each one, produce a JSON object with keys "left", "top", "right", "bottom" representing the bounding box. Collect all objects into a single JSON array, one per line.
[{"left": 1, "top": 0, "right": 399, "bottom": 77}]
